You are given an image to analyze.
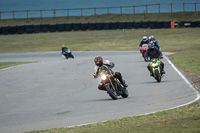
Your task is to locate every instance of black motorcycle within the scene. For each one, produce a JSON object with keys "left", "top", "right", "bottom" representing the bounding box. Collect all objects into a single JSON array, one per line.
[
  {"left": 98, "top": 66, "right": 129, "bottom": 100},
  {"left": 62, "top": 49, "right": 74, "bottom": 59}
]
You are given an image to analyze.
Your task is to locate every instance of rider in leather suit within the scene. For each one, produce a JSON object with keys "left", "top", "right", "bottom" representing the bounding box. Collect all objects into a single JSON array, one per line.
[
  {"left": 139, "top": 36, "right": 149, "bottom": 53},
  {"left": 149, "top": 35, "right": 163, "bottom": 58},
  {"left": 93, "top": 56, "right": 128, "bottom": 90}
]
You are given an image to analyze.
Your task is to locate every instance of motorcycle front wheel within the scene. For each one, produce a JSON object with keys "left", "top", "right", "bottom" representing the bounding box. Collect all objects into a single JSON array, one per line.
[
  {"left": 155, "top": 69, "right": 161, "bottom": 82},
  {"left": 105, "top": 84, "right": 118, "bottom": 100},
  {"left": 121, "top": 88, "right": 129, "bottom": 98}
]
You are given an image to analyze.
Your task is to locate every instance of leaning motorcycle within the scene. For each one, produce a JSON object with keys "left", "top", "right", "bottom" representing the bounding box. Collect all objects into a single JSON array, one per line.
[
  {"left": 98, "top": 68, "right": 129, "bottom": 100},
  {"left": 150, "top": 59, "right": 163, "bottom": 82},
  {"left": 62, "top": 49, "right": 74, "bottom": 59}
]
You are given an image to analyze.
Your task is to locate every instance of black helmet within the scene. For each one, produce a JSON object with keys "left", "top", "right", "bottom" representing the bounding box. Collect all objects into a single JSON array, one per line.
[
  {"left": 94, "top": 56, "right": 103, "bottom": 66},
  {"left": 148, "top": 41, "right": 154, "bottom": 49}
]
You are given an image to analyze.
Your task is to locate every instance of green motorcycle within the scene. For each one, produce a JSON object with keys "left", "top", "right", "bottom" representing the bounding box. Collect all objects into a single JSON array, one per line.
[{"left": 149, "top": 59, "right": 163, "bottom": 82}]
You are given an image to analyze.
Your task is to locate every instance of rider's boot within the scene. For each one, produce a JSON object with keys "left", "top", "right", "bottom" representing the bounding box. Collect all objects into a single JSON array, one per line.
[
  {"left": 122, "top": 80, "right": 128, "bottom": 88},
  {"left": 160, "top": 53, "right": 163, "bottom": 59},
  {"left": 150, "top": 72, "right": 153, "bottom": 76},
  {"left": 98, "top": 84, "right": 106, "bottom": 91},
  {"left": 161, "top": 70, "right": 165, "bottom": 74}
]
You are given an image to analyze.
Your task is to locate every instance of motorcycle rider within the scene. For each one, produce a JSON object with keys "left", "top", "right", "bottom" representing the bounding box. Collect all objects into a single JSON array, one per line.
[
  {"left": 145, "top": 41, "right": 160, "bottom": 60},
  {"left": 93, "top": 56, "right": 128, "bottom": 90},
  {"left": 147, "top": 58, "right": 165, "bottom": 76},
  {"left": 149, "top": 35, "right": 163, "bottom": 58},
  {"left": 61, "top": 45, "right": 68, "bottom": 54},
  {"left": 139, "top": 36, "right": 149, "bottom": 53}
]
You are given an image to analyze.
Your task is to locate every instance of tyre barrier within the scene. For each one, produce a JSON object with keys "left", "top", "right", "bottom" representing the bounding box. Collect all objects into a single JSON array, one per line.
[
  {"left": 142, "top": 22, "right": 149, "bottom": 29},
  {"left": 33, "top": 25, "right": 41, "bottom": 33},
  {"left": 1, "top": 21, "right": 199, "bottom": 35},
  {"left": 9, "top": 26, "right": 17, "bottom": 34},
  {"left": 149, "top": 21, "right": 157, "bottom": 29},
  {"left": 25, "top": 25, "right": 33, "bottom": 34},
  {"left": 134, "top": 22, "right": 142, "bottom": 29},
  {"left": 96, "top": 23, "right": 103, "bottom": 30},
  {"left": 41, "top": 24, "right": 49, "bottom": 32},
  {"left": 126, "top": 22, "right": 134, "bottom": 29},
  {"left": 163, "top": 21, "right": 171, "bottom": 28},
  {"left": 103, "top": 23, "right": 110, "bottom": 30},
  {"left": 157, "top": 21, "right": 164, "bottom": 28},
  {"left": 88, "top": 23, "right": 96, "bottom": 30},
  {"left": 57, "top": 24, "right": 65, "bottom": 32},
  {"left": 1, "top": 27, "right": 9, "bottom": 35},
  {"left": 17, "top": 26, "right": 25, "bottom": 34},
  {"left": 65, "top": 24, "right": 73, "bottom": 31},
  {"left": 110, "top": 22, "right": 119, "bottom": 29},
  {"left": 73, "top": 23, "right": 81, "bottom": 31},
  {"left": 49, "top": 25, "right": 57, "bottom": 32},
  {"left": 81, "top": 23, "right": 88, "bottom": 31},
  {"left": 119, "top": 22, "right": 126, "bottom": 29}
]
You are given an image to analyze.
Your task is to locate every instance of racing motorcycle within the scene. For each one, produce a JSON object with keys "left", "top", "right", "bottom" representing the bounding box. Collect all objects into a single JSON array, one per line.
[
  {"left": 150, "top": 59, "right": 163, "bottom": 82},
  {"left": 98, "top": 67, "right": 129, "bottom": 100},
  {"left": 141, "top": 44, "right": 148, "bottom": 61},
  {"left": 62, "top": 49, "right": 74, "bottom": 59}
]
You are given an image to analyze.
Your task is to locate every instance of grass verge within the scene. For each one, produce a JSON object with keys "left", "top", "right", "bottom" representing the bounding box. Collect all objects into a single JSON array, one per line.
[
  {"left": 0, "top": 28, "right": 200, "bottom": 53},
  {"left": 0, "top": 62, "right": 37, "bottom": 70}
]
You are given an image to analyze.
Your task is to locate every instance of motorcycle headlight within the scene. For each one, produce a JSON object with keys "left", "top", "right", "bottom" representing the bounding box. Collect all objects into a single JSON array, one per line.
[
  {"left": 101, "top": 74, "right": 107, "bottom": 80},
  {"left": 152, "top": 63, "right": 158, "bottom": 67}
]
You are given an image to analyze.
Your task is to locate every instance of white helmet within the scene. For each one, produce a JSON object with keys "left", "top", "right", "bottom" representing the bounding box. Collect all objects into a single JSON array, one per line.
[{"left": 143, "top": 36, "right": 147, "bottom": 40}]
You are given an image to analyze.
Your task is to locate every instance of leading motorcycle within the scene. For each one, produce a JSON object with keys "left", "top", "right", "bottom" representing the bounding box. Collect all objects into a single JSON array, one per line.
[
  {"left": 149, "top": 59, "right": 163, "bottom": 82},
  {"left": 98, "top": 67, "right": 129, "bottom": 100},
  {"left": 62, "top": 49, "right": 74, "bottom": 59}
]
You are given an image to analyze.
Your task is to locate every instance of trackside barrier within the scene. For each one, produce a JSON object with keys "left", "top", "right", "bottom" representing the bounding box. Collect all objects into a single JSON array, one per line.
[
  {"left": 96, "top": 23, "right": 103, "bottom": 30},
  {"left": 0, "top": 21, "right": 200, "bottom": 35},
  {"left": 65, "top": 24, "right": 73, "bottom": 31},
  {"left": 33, "top": 25, "right": 41, "bottom": 33}
]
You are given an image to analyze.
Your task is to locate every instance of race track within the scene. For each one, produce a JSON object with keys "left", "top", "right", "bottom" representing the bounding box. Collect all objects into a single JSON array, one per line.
[{"left": 0, "top": 51, "right": 199, "bottom": 133}]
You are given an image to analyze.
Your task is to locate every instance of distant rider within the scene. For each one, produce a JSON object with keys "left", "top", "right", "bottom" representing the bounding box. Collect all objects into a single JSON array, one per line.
[
  {"left": 139, "top": 36, "right": 149, "bottom": 53},
  {"left": 93, "top": 56, "right": 128, "bottom": 90},
  {"left": 61, "top": 45, "right": 68, "bottom": 54},
  {"left": 147, "top": 58, "right": 165, "bottom": 76}
]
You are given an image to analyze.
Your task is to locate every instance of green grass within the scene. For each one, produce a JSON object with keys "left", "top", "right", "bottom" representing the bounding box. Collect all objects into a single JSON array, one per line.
[
  {"left": 170, "top": 50, "right": 200, "bottom": 75},
  {"left": 0, "top": 62, "right": 37, "bottom": 69},
  {"left": 0, "top": 28, "right": 200, "bottom": 53},
  {"left": 1, "top": 12, "right": 200, "bottom": 26}
]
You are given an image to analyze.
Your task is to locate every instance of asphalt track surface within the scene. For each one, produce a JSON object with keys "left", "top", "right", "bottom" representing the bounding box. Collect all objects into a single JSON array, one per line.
[{"left": 0, "top": 51, "right": 199, "bottom": 133}]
